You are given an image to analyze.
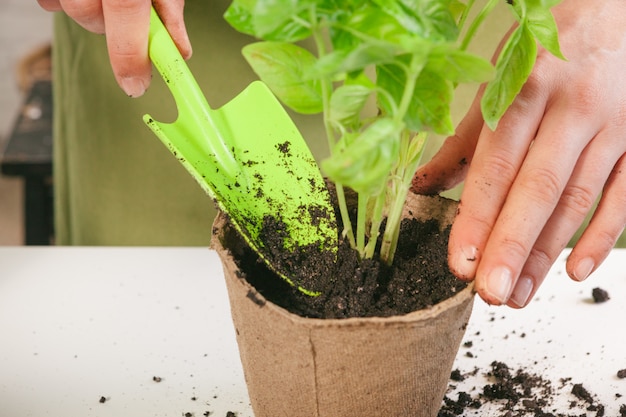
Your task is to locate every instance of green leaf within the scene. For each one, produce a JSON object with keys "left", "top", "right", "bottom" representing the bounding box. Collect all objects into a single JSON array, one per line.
[
  {"left": 224, "top": 1, "right": 256, "bottom": 37},
  {"left": 252, "top": 0, "right": 313, "bottom": 41},
  {"left": 373, "top": 0, "right": 459, "bottom": 41},
  {"left": 448, "top": 0, "right": 467, "bottom": 21},
  {"left": 329, "top": 84, "right": 372, "bottom": 128},
  {"left": 481, "top": 23, "right": 537, "bottom": 130},
  {"left": 377, "top": 59, "right": 454, "bottom": 135},
  {"left": 427, "top": 44, "right": 495, "bottom": 83},
  {"left": 322, "top": 118, "right": 401, "bottom": 195},
  {"left": 523, "top": 0, "right": 565, "bottom": 59},
  {"left": 312, "top": 42, "right": 400, "bottom": 78},
  {"left": 242, "top": 42, "right": 323, "bottom": 114},
  {"left": 347, "top": 4, "right": 410, "bottom": 42},
  {"left": 410, "top": 69, "right": 454, "bottom": 134},
  {"left": 224, "top": 0, "right": 313, "bottom": 41}
]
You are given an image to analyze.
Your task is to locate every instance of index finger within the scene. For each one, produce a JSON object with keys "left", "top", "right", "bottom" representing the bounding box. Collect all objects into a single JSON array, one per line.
[
  {"left": 447, "top": 83, "right": 547, "bottom": 287},
  {"left": 102, "top": 0, "right": 152, "bottom": 97}
]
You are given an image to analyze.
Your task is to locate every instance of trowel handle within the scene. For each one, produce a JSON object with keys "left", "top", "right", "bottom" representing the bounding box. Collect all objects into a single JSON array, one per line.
[{"left": 146, "top": 7, "right": 239, "bottom": 177}]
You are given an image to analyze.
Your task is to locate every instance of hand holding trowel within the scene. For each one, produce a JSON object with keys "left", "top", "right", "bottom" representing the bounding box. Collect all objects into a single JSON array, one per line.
[{"left": 143, "top": 7, "right": 337, "bottom": 294}]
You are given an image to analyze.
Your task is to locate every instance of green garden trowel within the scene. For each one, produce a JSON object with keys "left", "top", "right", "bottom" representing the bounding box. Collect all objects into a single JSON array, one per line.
[{"left": 144, "top": 8, "right": 337, "bottom": 294}]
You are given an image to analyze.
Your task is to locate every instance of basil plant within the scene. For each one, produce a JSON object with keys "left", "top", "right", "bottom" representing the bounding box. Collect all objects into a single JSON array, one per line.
[{"left": 225, "top": 0, "right": 563, "bottom": 265}]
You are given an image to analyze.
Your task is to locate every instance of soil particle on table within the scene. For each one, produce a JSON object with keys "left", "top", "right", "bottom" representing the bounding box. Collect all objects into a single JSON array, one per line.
[
  {"left": 571, "top": 383, "right": 594, "bottom": 405},
  {"left": 450, "top": 369, "right": 465, "bottom": 382},
  {"left": 591, "top": 287, "right": 610, "bottom": 303},
  {"left": 618, "top": 369, "right": 626, "bottom": 379},
  {"left": 438, "top": 361, "right": 611, "bottom": 417}
]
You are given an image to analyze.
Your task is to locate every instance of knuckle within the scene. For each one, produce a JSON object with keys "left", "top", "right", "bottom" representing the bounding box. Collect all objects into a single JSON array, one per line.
[
  {"left": 559, "top": 184, "right": 596, "bottom": 219},
  {"left": 518, "top": 72, "right": 548, "bottom": 104},
  {"left": 517, "top": 166, "right": 562, "bottom": 206},
  {"left": 565, "top": 81, "right": 606, "bottom": 117},
  {"left": 594, "top": 227, "right": 622, "bottom": 252},
  {"left": 527, "top": 245, "right": 555, "bottom": 273},
  {"left": 498, "top": 237, "right": 530, "bottom": 263},
  {"left": 62, "top": 0, "right": 105, "bottom": 31},
  {"left": 479, "top": 153, "right": 518, "bottom": 187}
]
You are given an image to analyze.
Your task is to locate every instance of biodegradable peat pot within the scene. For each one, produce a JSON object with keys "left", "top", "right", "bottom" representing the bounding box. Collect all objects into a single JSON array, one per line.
[{"left": 210, "top": 193, "right": 475, "bottom": 417}]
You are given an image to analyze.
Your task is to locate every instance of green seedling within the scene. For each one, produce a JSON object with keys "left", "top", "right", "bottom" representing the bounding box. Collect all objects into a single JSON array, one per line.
[{"left": 225, "top": 0, "right": 563, "bottom": 265}]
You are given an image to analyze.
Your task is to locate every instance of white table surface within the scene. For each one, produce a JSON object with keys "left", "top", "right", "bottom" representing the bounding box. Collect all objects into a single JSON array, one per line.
[{"left": 0, "top": 247, "right": 624, "bottom": 417}]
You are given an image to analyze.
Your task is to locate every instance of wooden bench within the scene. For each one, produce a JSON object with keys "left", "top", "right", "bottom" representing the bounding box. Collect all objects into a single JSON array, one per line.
[{"left": 0, "top": 80, "right": 53, "bottom": 245}]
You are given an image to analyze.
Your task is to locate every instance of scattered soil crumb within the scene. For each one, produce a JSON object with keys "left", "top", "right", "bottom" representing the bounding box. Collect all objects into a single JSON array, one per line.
[
  {"left": 450, "top": 369, "right": 465, "bottom": 382},
  {"left": 592, "top": 287, "right": 610, "bottom": 303},
  {"left": 572, "top": 383, "right": 594, "bottom": 404},
  {"left": 439, "top": 361, "right": 608, "bottom": 417},
  {"left": 99, "top": 396, "right": 107, "bottom": 404},
  {"left": 153, "top": 376, "right": 163, "bottom": 382},
  {"left": 226, "top": 412, "right": 237, "bottom": 417},
  {"left": 618, "top": 369, "right": 626, "bottom": 379}
]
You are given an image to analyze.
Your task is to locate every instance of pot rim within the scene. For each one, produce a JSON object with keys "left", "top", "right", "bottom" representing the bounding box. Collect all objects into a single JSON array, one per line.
[
  {"left": 212, "top": 226, "right": 476, "bottom": 330},
  {"left": 213, "top": 191, "right": 475, "bottom": 329}
]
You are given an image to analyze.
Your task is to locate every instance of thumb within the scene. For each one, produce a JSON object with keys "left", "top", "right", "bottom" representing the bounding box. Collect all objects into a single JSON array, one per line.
[{"left": 411, "top": 95, "right": 484, "bottom": 195}]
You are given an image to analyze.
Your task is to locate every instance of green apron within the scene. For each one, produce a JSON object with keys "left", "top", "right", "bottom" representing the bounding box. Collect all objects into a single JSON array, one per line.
[{"left": 52, "top": 2, "right": 622, "bottom": 247}]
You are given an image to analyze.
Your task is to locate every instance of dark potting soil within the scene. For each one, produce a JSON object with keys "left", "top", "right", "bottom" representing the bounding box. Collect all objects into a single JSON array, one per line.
[
  {"left": 438, "top": 361, "right": 612, "bottom": 417},
  {"left": 591, "top": 287, "right": 610, "bottom": 303},
  {"left": 222, "top": 203, "right": 467, "bottom": 319}
]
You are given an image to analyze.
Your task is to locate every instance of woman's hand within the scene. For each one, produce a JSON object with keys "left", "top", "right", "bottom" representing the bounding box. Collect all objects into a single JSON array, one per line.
[
  {"left": 412, "top": 0, "right": 626, "bottom": 308},
  {"left": 37, "top": 0, "right": 190, "bottom": 97}
]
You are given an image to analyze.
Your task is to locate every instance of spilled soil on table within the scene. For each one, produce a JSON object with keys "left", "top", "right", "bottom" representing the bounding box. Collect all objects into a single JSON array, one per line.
[{"left": 438, "top": 360, "right": 625, "bottom": 417}]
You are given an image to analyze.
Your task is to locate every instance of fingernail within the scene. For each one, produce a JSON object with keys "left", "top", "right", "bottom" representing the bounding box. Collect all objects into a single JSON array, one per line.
[
  {"left": 509, "top": 276, "right": 534, "bottom": 308},
  {"left": 573, "top": 257, "right": 594, "bottom": 281},
  {"left": 120, "top": 77, "right": 148, "bottom": 98},
  {"left": 452, "top": 245, "right": 479, "bottom": 279},
  {"left": 484, "top": 266, "right": 513, "bottom": 304}
]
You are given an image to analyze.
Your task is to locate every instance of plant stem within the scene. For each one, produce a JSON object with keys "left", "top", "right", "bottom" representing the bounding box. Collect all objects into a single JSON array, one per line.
[
  {"left": 391, "top": 56, "right": 422, "bottom": 126},
  {"left": 380, "top": 131, "right": 428, "bottom": 264},
  {"left": 378, "top": 55, "right": 423, "bottom": 264},
  {"left": 356, "top": 192, "right": 369, "bottom": 255},
  {"left": 310, "top": 9, "right": 337, "bottom": 151},
  {"left": 310, "top": 6, "right": 357, "bottom": 248},
  {"left": 457, "top": 0, "right": 475, "bottom": 34},
  {"left": 364, "top": 188, "right": 386, "bottom": 259},
  {"left": 335, "top": 183, "right": 356, "bottom": 248},
  {"left": 460, "top": 0, "right": 499, "bottom": 51}
]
